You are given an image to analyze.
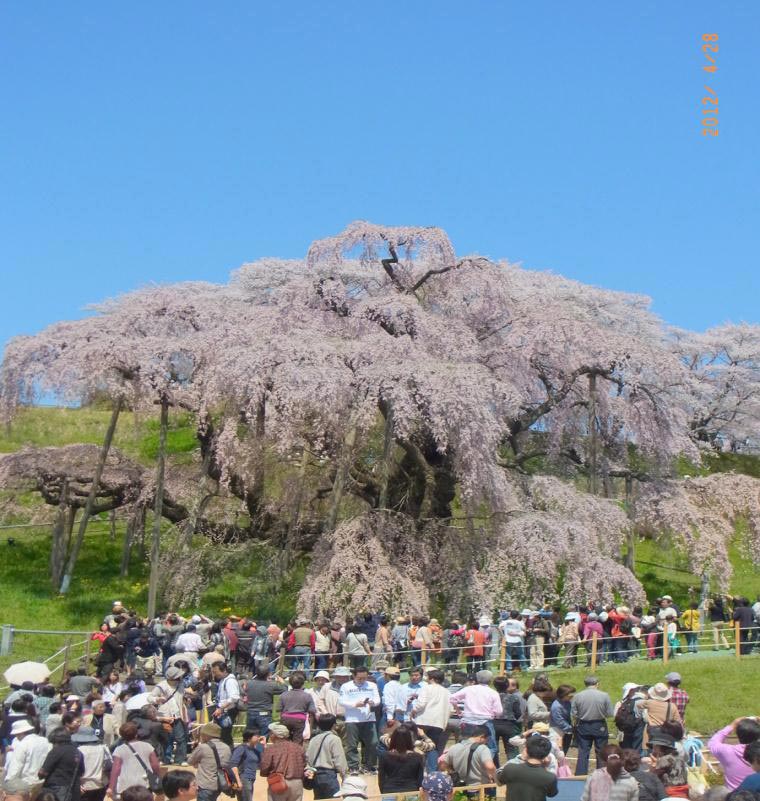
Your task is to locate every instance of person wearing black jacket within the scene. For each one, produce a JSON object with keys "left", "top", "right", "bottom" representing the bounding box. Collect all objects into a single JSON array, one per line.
[
  {"left": 95, "top": 633, "right": 124, "bottom": 680},
  {"left": 39, "top": 728, "right": 83, "bottom": 801}
]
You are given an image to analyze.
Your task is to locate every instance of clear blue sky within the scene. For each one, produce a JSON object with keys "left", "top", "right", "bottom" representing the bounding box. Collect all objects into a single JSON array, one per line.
[{"left": 2, "top": 2, "right": 758, "bottom": 351}]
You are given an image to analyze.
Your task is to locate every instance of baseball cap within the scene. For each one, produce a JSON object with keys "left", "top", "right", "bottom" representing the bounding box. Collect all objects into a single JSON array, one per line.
[{"left": 665, "top": 672, "right": 682, "bottom": 683}]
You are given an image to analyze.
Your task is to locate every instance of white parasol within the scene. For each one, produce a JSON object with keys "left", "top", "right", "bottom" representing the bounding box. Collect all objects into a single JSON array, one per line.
[{"left": 3, "top": 661, "right": 51, "bottom": 686}]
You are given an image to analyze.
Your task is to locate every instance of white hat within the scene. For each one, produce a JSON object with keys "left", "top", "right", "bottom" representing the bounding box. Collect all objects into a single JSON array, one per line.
[
  {"left": 648, "top": 682, "right": 672, "bottom": 701},
  {"left": 478, "top": 616, "right": 491, "bottom": 627},
  {"left": 11, "top": 719, "right": 35, "bottom": 736},
  {"left": 662, "top": 595, "right": 673, "bottom": 601},
  {"left": 66, "top": 694, "right": 80, "bottom": 701},
  {"left": 314, "top": 670, "right": 330, "bottom": 681},
  {"left": 622, "top": 682, "right": 639, "bottom": 700},
  {"left": 191, "top": 615, "right": 202, "bottom": 624},
  {"left": 333, "top": 666, "right": 352, "bottom": 677},
  {"left": 334, "top": 776, "right": 368, "bottom": 797},
  {"left": 520, "top": 609, "right": 533, "bottom": 617}
]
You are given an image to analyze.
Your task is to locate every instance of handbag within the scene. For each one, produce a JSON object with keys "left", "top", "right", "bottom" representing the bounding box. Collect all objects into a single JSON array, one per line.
[
  {"left": 125, "top": 743, "right": 162, "bottom": 793},
  {"left": 267, "top": 772, "right": 289, "bottom": 794},
  {"left": 209, "top": 741, "right": 237, "bottom": 794}
]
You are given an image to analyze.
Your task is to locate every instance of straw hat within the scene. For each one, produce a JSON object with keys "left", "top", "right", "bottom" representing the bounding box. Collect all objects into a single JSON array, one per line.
[{"left": 648, "top": 682, "right": 672, "bottom": 701}]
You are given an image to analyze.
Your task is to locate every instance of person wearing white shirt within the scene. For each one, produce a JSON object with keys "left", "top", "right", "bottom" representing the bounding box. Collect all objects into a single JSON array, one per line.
[
  {"left": 411, "top": 668, "right": 451, "bottom": 771},
  {"left": 3, "top": 719, "right": 51, "bottom": 793},
  {"left": 211, "top": 662, "right": 240, "bottom": 748},
  {"left": 338, "top": 666, "right": 381, "bottom": 774},
  {"left": 502, "top": 611, "right": 526, "bottom": 671},
  {"left": 381, "top": 667, "right": 407, "bottom": 723},
  {"left": 174, "top": 626, "right": 205, "bottom": 655}
]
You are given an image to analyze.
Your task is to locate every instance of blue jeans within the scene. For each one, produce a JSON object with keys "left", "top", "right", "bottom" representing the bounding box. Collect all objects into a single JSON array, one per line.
[
  {"left": 505, "top": 643, "right": 524, "bottom": 671},
  {"left": 246, "top": 710, "right": 272, "bottom": 735},
  {"left": 685, "top": 632, "right": 698, "bottom": 653},
  {"left": 575, "top": 720, "right": 609, "bottom": 775},
  {"left": 314, "top": 653, "right": 329, "bottom": 671},
  {"left": 289, "top": 645, "right": 312, "bottom": 676},
  {"left": 196, "top": 789, "right": 220, "bottom": 801},
  {"left": 163, "top": 719, "right": 188, "bottom": 764}
]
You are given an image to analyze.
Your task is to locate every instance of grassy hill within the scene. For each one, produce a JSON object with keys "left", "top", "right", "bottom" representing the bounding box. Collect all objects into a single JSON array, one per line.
[{"left": 1, "top": 405, "right": 758, "bottom": 731}]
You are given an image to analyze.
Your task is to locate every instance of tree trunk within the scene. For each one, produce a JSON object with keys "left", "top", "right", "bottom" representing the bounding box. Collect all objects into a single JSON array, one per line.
[
  {"left": 587, "top": 373, "right": 599, "bottom": 495},
  {"left": 50, "top": 479, "right": 69, "bottom": 590},
  {"left": 326, "top": 422, "right": 358, "bottom": 532},
  {"left": 288, "top": 445, "right": 310, "bottom": 534},
  {"left": 623, "top": 474, "right": 636, "bottom": 570},
  {"left": 147, "top": 397, "right": 169, "bottom": 620},
  {"left": 120, "top": 505, "right": 143, "bottom": 577},
  {"left": 378, "top": 405, "right": 395, "bottom": 509},
  {"left": 59, "top": 397, "right": 123, "bottom": 594},
  {"left": 109, "top": 508, "right": 116, "bottom": 541}
]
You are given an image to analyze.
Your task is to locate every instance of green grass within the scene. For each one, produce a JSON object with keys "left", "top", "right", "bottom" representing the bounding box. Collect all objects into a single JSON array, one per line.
[{"left": 1, "top": 405, "right": 759, "bottom": 733}]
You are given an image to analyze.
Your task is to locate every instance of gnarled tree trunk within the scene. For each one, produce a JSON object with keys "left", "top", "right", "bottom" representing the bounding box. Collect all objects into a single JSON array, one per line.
[
  {"left": 147, "top": 397, "right": 169, "bottom": 619},
  {"left": 59, "top": 397, "right": 123, "bottom": 594}
]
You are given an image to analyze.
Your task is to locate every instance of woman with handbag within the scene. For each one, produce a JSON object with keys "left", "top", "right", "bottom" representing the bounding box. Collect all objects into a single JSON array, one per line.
[
  {"left": 106, "top": 723, "right": 161, "bottom": 801},
  {"left": 188, "top": 723, "right": 233, "bottom": 801},
  {"left": 259, "top": 723, "right": 305, "bottom": 801}
]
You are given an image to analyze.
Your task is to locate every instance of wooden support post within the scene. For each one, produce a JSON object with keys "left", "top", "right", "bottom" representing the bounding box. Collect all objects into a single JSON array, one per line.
[
  {"left": 277, "top": 649, "right": 286, "bottom": 676},
  {"left": 421, "top": 647, "right": 427, "bottom": 667},
  {"left": 735, "top": 624, "right": 741, "bottom": 660},
  {"left": 63, "top": 636, "right": 72, "bottom": 676},
  {"left": 663, "top": 633, "right": 669, "bottom": 665},
  {"left": 590, "top": 634, "right": 598, "bottom": 671},
  {"left": 500, "top": 640, "right": 506, "bottom": 675}
]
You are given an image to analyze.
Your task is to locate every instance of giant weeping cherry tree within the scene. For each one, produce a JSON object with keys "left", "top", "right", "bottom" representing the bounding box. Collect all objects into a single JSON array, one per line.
[{"left": 2, "top": 221, "right": 760, "bottom": 617}]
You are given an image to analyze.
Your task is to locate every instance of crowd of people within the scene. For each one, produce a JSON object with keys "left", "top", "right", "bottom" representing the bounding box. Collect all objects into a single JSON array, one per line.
[{"left": 1, "top": 596, "right": 759, "bottom": 801}]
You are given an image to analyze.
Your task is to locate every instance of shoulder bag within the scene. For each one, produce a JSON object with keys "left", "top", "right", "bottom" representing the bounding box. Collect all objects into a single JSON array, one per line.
[
  {"left": 303, "top": 733, "right": 329, "bottom": 790},
  {"left": 209, "top": 740, "right": 237, "bottom": 794}
]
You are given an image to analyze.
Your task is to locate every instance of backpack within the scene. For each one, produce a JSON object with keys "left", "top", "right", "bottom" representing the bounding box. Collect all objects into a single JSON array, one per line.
[
  {"left": 618, "top": 619, "right": 633, "bottom": 635},
  {"left": 614, "top": 696, "right": 640, "bottom": 734},
  {"left": 448, "top": 629, "right": 467, "bottom": 649}
]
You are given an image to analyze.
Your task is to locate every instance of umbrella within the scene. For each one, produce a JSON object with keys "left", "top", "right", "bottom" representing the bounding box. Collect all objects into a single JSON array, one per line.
[
  {"left": 125, "top": 692, "right": 156, "bottom": 711},
  {"left": 3, "top": 661, "right": 51, "bottom": 686}
]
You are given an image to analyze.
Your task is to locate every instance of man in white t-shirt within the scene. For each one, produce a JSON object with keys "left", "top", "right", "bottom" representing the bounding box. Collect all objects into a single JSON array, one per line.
[
  {"left": 501, "top": 611, "right": 526, "bottom": 671},
  {"left": 3, "top": 719, "right": 50, "bottom": 794},
  {"left": 338, "top": 666, "right": 381, "bottom": 775}
]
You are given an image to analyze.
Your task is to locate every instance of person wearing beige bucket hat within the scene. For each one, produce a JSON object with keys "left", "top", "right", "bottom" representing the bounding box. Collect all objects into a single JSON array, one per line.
[
  {"left": 188, "top": 722, "right": 231, "bottom": 801},
  {"left": 637, "top": 683, "right": 681, "bottom": 749}
]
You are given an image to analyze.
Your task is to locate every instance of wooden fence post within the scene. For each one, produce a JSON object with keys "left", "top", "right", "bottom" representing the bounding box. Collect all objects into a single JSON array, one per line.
[
  {"left": 735, "top": 624, "right": 741, "bottom": 660},
  {"left": 590, "top": 634, "right": 598, "bottom": 671},
  {"left": 663, "top": 632, "right": 669, "bottom": 665},
  {"left": 85, "top": 637, "right": 92, "bottom": 671},
  {"left": 277, "top": 649, "right": 286, "bottom": 676},
  {"left": 62, "top": 636, "right": 72, "bottom": 676},
  {"left": 421, "top": 647, "right": 427, "bottom": 668},
  {"left": 499, "top": 640, "right": 506, "bottom": 675}
]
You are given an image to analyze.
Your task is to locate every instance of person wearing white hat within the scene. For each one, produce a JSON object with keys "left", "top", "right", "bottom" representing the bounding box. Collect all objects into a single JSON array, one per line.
[
  {"left": 333, "top": 775, "right": 368, "bottom": 800},
  {"left": 2, "top": 719, "right": 50, "bottom": 794},
  {"left": 636, "top": 683, "right": 681, "bottom": 749},
  {"left": 317, "top": 668, "right": 349, "bottom": 722}
]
